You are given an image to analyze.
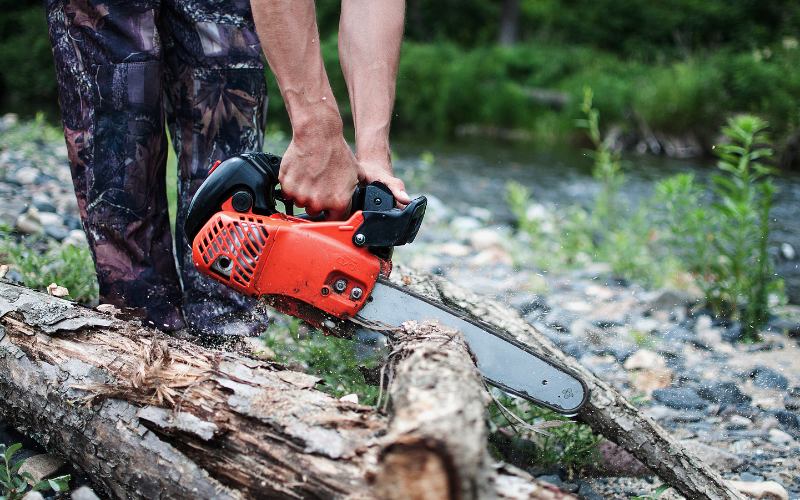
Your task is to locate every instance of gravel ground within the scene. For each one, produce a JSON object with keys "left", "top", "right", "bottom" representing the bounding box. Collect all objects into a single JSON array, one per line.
[{"left": 1, "top": 113, "right": 799, "bottom": 499}]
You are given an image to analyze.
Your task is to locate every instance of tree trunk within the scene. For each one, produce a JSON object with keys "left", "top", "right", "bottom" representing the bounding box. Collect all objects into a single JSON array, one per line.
[
  {"left": 498, "top": 0, "right": 520, "bottom": 46},
  {"left": 371, "top": 321, "right": 574, "bottom": 500},
  {"left": 387, "top": 266, "right": 745, "bottom": 500},
  {"left": 0, "top": 282, "right": 561, "bottom": 499}
]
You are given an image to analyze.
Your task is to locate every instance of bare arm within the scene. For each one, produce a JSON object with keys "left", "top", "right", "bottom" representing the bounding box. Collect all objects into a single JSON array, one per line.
[
  {"left": 339, "top": 0, "right": 410, "bottom": 205},
  {"left": 251, "top": 0, "right": 358, "bottom": 219}
]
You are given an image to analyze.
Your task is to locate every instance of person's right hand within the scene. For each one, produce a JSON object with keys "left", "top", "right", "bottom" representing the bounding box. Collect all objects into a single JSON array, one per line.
[{"left": 278, "top": 121, "right": 361, "bottom": 221}]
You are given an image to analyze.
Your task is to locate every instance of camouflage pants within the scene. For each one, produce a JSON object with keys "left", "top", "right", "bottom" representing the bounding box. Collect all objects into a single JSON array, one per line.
[{"left": 46, "top": 0, "right": 268, "bottom": 334}]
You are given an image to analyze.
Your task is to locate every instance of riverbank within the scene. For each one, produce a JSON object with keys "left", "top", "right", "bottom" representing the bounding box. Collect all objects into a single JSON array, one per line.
[{"left": 1, "top": 116, "right": 799, "bottom": 498}]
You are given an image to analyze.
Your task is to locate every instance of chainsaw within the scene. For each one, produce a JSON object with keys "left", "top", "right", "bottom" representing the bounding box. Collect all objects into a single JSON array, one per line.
[{"left": 184, "top": 152, "right": 588, "bottom": 415}]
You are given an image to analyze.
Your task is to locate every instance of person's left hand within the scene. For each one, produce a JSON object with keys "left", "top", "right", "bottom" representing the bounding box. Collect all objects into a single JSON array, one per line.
[{"left": 357, "top": 156, "right": 411, "bottom": 207}]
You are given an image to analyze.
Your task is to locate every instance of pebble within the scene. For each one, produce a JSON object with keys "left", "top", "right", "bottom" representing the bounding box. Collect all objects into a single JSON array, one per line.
[
  {"left": 21, "top": 492, "right": 45, "bottom": 500},
  {"left": 750, "top": 367, "right": 789, "bottom": 391},
  {"left": 13, "top": 166, "right": 40, "bottom": 185},
  {"left": 623, "top": 349, "right": 664, "bottom": 370},
  {"left": 15, "top": 209, "right": 42, "bottom": 234},
  {"left": 63, "top": 229, "right": 88, "bottom": 247},
  {"left": 775, "top": 410, "right": 799, "bottom": 430},
  {"left": 71, "top": 487, "right": 101, "bottom": 500},
  {"left": 729, "top": 480, "right": 789, "bottom": 500},
  {"left": 780, "top": 242, "right": 796, "bottom": 260},
  {"left": 768, "top": 428, "right": 794, "bottom": 446},
  {"left": 652, "top": 387, "right": 709, "bottom": 410},
  {"left": 698, "top": 381, "right": 752, "bottom": 405},
  {"left": 728, "top": 415, "right": 753, "bottom": 430},
  {"left": 18, "top": 454, "right": 66, "bottom": 483}
]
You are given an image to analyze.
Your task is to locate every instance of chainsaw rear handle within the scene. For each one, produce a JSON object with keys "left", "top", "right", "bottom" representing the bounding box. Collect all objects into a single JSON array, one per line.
[{"left": 184, "top": 152, "right": 427, "bottom": 249}]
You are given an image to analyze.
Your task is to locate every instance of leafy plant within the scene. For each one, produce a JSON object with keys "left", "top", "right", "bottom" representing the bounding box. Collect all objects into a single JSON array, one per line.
[
  {"left": 577, "top": 87, "right": 625, "bottom": 231},
  {"left": 707, "top": 115, "right": 781, "bottom": 339},
  {"left": 0, "top": 443, "right": 70, "bottom": 500},
  {"left": 631, "top": 484, "right": 671, "bottom": 500}
]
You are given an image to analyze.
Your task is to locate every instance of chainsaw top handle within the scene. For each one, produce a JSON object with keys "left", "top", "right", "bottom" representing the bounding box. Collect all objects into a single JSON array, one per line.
[{"left": 184, "top": 152, "right": 427, "bottom": 249}]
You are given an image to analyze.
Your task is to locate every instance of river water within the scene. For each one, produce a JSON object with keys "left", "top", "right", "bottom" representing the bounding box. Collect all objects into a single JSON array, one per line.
[{"left": 393, "top": 138, "right": 800, "bottom": 304}]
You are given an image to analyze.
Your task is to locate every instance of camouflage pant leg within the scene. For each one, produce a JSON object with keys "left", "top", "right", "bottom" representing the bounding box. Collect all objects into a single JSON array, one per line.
[
  {"left": 45, "top": 0, "right": 186, "bottom": 330},
  {"left": 161, "top": 0, "right": 269, "bottom": 336}
]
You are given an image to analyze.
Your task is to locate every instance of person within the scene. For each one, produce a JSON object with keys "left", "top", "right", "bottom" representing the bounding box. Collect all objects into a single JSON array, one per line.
[
  {"left": 46, "top": 0, "right": 268, "bottom": 335},
  {"left": 45, "top": 0, "right": 407, "bottom": 335},
  {"left": 250, "top": 0, "right": 409, "bottom": 220}
]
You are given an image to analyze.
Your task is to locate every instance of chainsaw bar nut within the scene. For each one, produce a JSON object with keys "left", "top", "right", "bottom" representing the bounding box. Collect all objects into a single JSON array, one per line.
[
  {"left": 333, "top": 279, "right": 348, "bottom": 293},
  {"left": 350, "top": 287, "right": 363, "bottom": 300}
]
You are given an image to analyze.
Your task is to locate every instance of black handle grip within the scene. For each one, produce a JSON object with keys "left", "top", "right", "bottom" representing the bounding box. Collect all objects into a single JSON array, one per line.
[{"left": 185, "top": 152, "right": 426, "bottom": 248}]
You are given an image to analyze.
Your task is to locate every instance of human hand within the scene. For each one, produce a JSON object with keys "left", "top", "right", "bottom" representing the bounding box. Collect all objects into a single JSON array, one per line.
[
  {"left": 357, "top": 155, "right": 411, "bottom": 207},
  {"left": 279, "top": 122, "right": 361, "bottom": 221}
]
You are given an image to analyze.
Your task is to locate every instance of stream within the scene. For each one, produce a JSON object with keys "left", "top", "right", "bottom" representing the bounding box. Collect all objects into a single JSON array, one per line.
[{"left": 393, "top": 138, "right": 800, "bottom": 304}]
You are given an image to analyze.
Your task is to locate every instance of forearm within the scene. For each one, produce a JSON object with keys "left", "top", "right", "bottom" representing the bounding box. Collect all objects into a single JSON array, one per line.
[
  {"left": 339, "top": 0, "right": 405, "bottom": 162},
  {"left": 251, "top": 0, "right": 342, "bottom": 136}
]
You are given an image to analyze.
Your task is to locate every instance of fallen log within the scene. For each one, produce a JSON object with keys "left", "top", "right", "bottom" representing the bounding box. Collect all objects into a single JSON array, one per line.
[
  {"left": 371, "top": 321, "right": 574, "bottom": 500},
  {"left": 0, "top": 281, "right": 563, "bottom": 499},
  {"left": 389, "top": 266, "right": 745, "bottom": 500}
]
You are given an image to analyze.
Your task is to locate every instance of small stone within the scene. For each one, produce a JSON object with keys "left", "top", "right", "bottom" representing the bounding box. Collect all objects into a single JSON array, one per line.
[
  {"left": 784, "top": 395, "right": 800, "bottom": 411},
  {"left": 645, "top": 289, "right": 694, "bottom": 311},
  {"left": 15, "top": 209, "right": 42, "bottom": 235},
  {"left": 36, "top": 211, "right": 63, "bottom": 227},
  {"left": 13, "top": 166, "right": 40, "bottom": 185},
  {"left": 46, "top": 283, "right": 69, "bottom": 297},
  {"left": 63, "top": 229, "right": 88, "bottom": 247},
  {"left": 698, "top": 381, "right": 752, "bottom": 405},
  {"left": 780, "top": 242, "right": 796, "bottom": 260},
  {"left": 775, "top": 410, "right": 799, "bottom": 430},
  {"left": 22, "top": 492, "right": 45, "bottom": 500},
  {"left": 0, "top": 264, "right": 7, "bottom": 279},
  {"left": 71, "top": 486, "right": 101, "bottom": 500},
  {"left": 18, "top": 454, "right": 66, "bottom": 484},
  {"left": 652, "top": 387, "right": 708, "bottom": 410},
  {"left": 680, "top": 439, "right": 744, "bottom": 471},
  {"left": 44, "top": 225, "right": 69, "bottom": 241},
  {"left": 739, "top": 472, "right": 765, "bottom": 482},
  {"left": 339, "top": 393, "right": 359, "bottom": 404},
  {"left": 727, "top": 415, "right": 752, "bottom": 430},
  {"left": 623, "top": 349, "right": 664, "bottom": 370},
  {"left": 729, "top": 480, "right": 789, "bottom": 500},
  {"left": 749, "top": 366, "right": 789, "bottom": 390},
  {"left": 767, "top": 428, "right": 793, "bottom": 446}
]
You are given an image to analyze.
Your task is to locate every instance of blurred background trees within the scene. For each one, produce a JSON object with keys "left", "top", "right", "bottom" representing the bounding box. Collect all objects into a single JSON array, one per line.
[{"left": 2, "top": 0, "right": 800, "bottom": 166}]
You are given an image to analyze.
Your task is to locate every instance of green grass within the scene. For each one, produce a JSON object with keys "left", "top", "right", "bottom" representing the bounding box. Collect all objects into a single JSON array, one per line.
[
  {"left": 0, "top": 443, "right": 70, "bottom": 500},
  {"left": 0, "top": 225, "right": 98, "bottom": 304},
  {"left": 263, "top": 318, "right": 382, "bottom": 405}
]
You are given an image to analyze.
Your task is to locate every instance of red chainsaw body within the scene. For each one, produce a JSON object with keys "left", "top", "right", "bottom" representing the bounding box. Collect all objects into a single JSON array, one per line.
[{"left": 191, "top": 197, "right": 390, "bottom": 320}]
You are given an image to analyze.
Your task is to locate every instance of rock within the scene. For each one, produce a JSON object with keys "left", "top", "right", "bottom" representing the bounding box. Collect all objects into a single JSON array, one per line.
[
  {"left": 698, "top": 381, "right": 752, "bottom": 405},
  {"left": 576, "top": 482, "right": 604, "bottom": 500},
  {"left": 662, "top": 325, "right": 695, "bottom": 343},
  {"left": 3, "top": 268, "right": 23, "bottom": 284},
  {"left": 44, "top": 225, "right": 69, "bottom": 241},
  {"left": 740, "top": 472, "right": 765, "bottom": 482},
  {"left": 749, "top": 366, "right": 789, "bottom": 390},
  {"left": 729, "top": 480, "right": 789, "bottom": 500},
  {"left": 507, "top": 292, "right": 546, "bottom": 316},
  {"left": 15, "top": 209, "right": 42, "bottom": 234},
  {"left": 22, "top": 492, "right": 45, "bottom": 500},
  {"left": 71, "top": 486, "right": 101, "bottom": 500},
  {"left": 780, "top": 242, "right": 796, "bottom": 260},
  {"left": 722, "top": 322, "right": 743, "bottom": 343},
  {"left": 727, "top": 415, "right": 753, "bottom": 430},
  {"left": 679, "top": 439, "right": 744, "bottom": 471},
  {"left": 46, "top": 283, "right": 69, "bottom": 297},
  {"left": 0, "top": 264, "right": 7, "bottom": 279},
  {"left": 449, "top": 216, "right": 481, "bottom": 234},
  {"left": 434, "top": 242, "right": 471, "bottom": 257},
  {"left": 652, "top": 387, "right": 708, "bottom": 410},
  {"left": 594, "top": 440, "right": 649, "bottom": 476},
  {"left": 775, "top": 410, "right": 799, "bottom": 430},
  {"left": 36, "top": 211, "right": 63, "bottom": 227},
  {"left": 469, "top": 247, "right": 513, "bottom": 266},
  {"left": 468, "top": 227, "right": 505, "bottom": 251},
  {"left": 767, "top": 428, "right": 793, "bottom": 446},
  {"left": 644, "top": 289, "right": 694, "bottom": 311},
  {"left": 18, "top": 454, "right": 66, "bottom": 484},
  {"left": 784, "top": 395, "right": 800, "bottom": 411},
  {"left": 339, "top": 393, "right": 359, "bottom": 404},
  {"left": 623, "top": 349, "right": 663, "bottom": 370},
  {"left": 63, "top": 229, "right": 88, "bottom": 247},
  {"left": 13, "top": 166, "right": 40, "bottom": 185}
]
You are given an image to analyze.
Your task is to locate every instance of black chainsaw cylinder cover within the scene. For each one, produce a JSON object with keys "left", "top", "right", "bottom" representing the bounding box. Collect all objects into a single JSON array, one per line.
[{"left": 184, "top": 153, "right": 281, "bottom": 242}]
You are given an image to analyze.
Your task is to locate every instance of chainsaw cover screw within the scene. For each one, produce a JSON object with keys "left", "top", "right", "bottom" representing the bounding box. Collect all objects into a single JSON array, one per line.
[
  {"left": 320, "top": 286, "right": 330, "bottom": 296},
  {"left": 350, "top": 287, "right": 363, "bottom": 300},
  {"left": 354, "top": 233, "right": 366, "bottom": 246},
  {"left": 333, "top": 279, "right": 347, "bottom": 293}
]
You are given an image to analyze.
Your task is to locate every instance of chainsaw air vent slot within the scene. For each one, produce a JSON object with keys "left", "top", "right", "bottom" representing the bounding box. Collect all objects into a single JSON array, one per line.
[{"left": 195, "top": 213, "right": 270, "bottom": 290}]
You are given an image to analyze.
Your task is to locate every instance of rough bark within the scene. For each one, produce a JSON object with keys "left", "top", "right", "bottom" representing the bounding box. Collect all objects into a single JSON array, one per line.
[
  {"left": 370, "top": 321, "right": 574, "bottom": 500},
  {"left": 0, "top": 282, "right": 563, "bottom": 499},
  {"left": 388, "top": 265, "right": 745, "bottom": 500}
]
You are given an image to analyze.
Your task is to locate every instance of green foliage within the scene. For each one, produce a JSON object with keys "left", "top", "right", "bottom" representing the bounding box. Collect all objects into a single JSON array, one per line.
[
  {"left": 263, "top": 318, "right": 381, "bottom": 405},
  {"left": 488, "top": 394, "right": 601, "bottom": 469},
  {"left": 0, "top": 229, "right": 98, "bottom": 304},
  {"left": 0, "top": 443, "right": 70, "bottom": 500},
  {"left": 631, "top": 484, "right": 671, "bottom": 500}
]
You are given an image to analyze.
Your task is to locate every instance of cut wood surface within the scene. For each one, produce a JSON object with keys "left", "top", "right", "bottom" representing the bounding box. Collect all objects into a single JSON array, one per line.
[
  {"left": 388, "top": 265, "right": 746, "bottom": 500},
  {"left": 0, "top": 281, "right": 563, "bottom": 499}
]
